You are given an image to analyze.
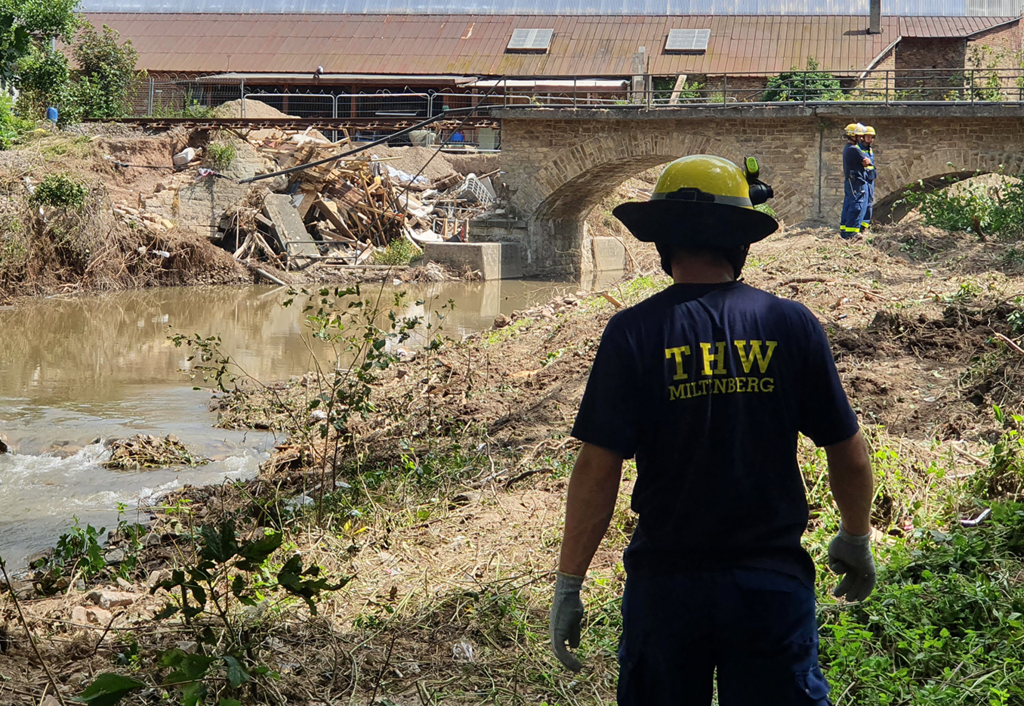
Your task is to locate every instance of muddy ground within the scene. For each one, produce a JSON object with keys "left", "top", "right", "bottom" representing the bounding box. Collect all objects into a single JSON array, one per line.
[{"left": 3, "top": 179, "right": 1024, "bottom": 702}]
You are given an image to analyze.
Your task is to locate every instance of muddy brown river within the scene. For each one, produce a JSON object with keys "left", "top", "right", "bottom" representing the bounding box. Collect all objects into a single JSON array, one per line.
[{"left": 0, "top": 279, "right": 582, "bottom": 568}]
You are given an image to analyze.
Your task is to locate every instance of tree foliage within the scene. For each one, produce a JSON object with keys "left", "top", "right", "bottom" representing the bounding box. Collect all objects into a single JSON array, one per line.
[
  {"left": 63, "top": 24, "right": 140, "bottom": 121},
  {"left": 13, "top": 21, "right": 141, "bottom": 124},
  {"left": 762, "top": 57, "right": 844, "bottom": 102},
  {"left": 0, "top": 0, "right": 79, "bottom": 86}
]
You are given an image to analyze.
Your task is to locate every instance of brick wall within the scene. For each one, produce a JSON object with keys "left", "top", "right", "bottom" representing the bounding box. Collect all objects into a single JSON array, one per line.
[
  {"left": 498, "top": 112, "right": 1024, "bottom": 274},
  {"left": 965, "top": 21, "right": 1023, "bottom": 99},
  {"left": 896, "top": 38, "right": 966, "bottom": 99}
]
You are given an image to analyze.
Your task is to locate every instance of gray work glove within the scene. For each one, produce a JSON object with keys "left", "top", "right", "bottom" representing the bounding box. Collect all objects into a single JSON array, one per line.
[
  {"left": 828, "top": 526, "right": 876, "bottom": 602},
  {"left": 549, "top": 571, "right": 584, "bottom": 672}
]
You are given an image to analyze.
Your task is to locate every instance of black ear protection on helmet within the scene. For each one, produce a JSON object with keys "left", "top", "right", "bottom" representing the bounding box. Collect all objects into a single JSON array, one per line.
[{"left": 744, "top": 157, "right": 774, "bottom": 206}]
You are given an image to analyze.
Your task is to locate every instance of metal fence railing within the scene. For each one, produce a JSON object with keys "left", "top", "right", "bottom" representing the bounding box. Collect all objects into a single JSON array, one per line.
[
  {"left": 126, "top": 67, "right": 1024, "bottom": 119},
  {"left": 119, "top": 68, "right": 1024, "bottom": 151}
]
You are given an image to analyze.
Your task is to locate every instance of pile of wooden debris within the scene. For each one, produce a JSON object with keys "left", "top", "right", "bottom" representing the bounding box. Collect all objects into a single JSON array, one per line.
[
  {"left": 104, "top": 111, "right": 501, "bottom": 273},
  {"left": 225, "top": 129, "right": 499, "bottom": 271}
]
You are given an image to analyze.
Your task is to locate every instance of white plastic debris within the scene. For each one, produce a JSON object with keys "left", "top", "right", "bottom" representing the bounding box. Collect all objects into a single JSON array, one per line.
[
  {"left": 172, "top": 148, "right": 196, "bottom": 167},
  {"left": 452, "top": 639, "right": 475, "bottom": 663}
]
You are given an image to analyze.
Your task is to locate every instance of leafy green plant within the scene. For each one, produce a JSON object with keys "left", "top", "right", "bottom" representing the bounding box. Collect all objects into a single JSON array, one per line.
[
  {"left": 205, "top": 142, "right": 235, "bottom": 170},
  {"left": 31, "top": 172, "right": 88, "bottom": 209},
  {"left": 896, "top": 170, "right": 1024, "bottom": 239},
  {"left": 60, "top": 24, "right": 141, "bottom": 123},
  {"left": 373, "top": 237, "right": 418, "bottom": 266},
  {"left": 81, "top": 518, "right": 348, "bottom": 706},
  {"left": 0, "top": 92, "right": 31, "bottom": 149},
  {"left": 973, "top": 405, "right": 1024, "bottom": 500},
  {"left": 762, "top": 57, "right": 843, "bottom": 102},
  {"left": 819, "top": 501, "right": 1024, "bottom": 705},
  {"left": 0, "top": 0, "right": 79, "bottom": 88},
  {"left": 151, "top": 92, "right": 214, "bottom": 119},
  {"left": 652, "top": 76, "right": 705, "bottom": 104},
  {"left": 113, "top": 502, "right": 146, "bottom": 580},
  {"left": 52, "top": 516, "right": 106, "bottom": 579},
  {"left": 173, "top": 284, "right": 449, "bottom": 516}
]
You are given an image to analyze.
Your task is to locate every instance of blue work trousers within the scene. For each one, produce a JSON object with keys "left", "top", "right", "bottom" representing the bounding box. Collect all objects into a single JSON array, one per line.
[
  {"left": 862, "top": 181, "right": 874, "bottom": 229},
  {"left": 617, "top": 567, "right": 831, "bottom": 706},
  {"left": 840, "top": 178, "right": 867, "bottom": 237}
]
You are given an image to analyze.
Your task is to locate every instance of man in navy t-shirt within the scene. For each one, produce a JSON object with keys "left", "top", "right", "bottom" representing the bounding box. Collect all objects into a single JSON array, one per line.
[{"left": 549, "top": 155, "right": 877, "bottom": 705}]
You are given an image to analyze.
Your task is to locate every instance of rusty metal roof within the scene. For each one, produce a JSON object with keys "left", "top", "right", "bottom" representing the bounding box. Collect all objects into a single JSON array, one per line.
[
  {"left": 899, "top": 15, "right": 1017, "bottom": 35},
  {"left": 87, "top": 13, "right": 1018, "bottom": 77}
]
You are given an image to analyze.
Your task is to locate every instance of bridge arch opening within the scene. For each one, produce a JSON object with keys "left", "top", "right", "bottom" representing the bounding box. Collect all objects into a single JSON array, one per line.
[
  {"left": 528, "top": 155, "right": 673, "bottom": 276},
  {"left": 876, "top": 171, "right": 996, "bottom": 225}
]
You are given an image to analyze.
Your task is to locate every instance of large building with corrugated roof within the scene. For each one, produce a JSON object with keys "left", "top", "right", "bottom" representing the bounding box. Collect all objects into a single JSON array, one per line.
[{"left": 81, "top": 0, "right": 1024, "bottom": 117}]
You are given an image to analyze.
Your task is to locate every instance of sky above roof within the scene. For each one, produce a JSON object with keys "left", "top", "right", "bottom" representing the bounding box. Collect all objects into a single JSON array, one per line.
[{"left": 79, "top": 0, "right": 1024, "bottom": 16}]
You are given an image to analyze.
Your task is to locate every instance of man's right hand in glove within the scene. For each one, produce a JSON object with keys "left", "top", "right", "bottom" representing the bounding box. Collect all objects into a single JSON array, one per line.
[
  {"left": 550, "top": 571, "right": 584, "bottom": 672},
  {"left": 828, "top": 526, "right": 876, "bottom": 602}
]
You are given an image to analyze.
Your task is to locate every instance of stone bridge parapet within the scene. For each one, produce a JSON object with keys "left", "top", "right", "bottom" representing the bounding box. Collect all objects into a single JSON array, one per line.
[{"left": 486, "top": 105, "right": 1024, "bottom": 277}]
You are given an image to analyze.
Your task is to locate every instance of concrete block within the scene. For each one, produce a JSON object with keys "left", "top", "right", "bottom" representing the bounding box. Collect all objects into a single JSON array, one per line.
[
  {"left": 263, "top": 193, "right": 318, "bottom": 259},
  {"left": 425, "top": 242, "right": 524, "bottom": 280},
  {"left": 591, "top": 236, "right": 626, "bottom": 271},
  {"left": 499, "top": 243, "right": 523, "bottom": 278}
]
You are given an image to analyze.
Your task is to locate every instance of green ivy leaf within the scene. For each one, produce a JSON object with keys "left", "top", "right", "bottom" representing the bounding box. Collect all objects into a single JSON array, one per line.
[
  {"left": 223, "top": 655, "right": 250, "bottom": 689},
  {"left": 75, "top": 673, "right": 146, "bottom": 706},
  {"left": 181, "top": 681, "right": 206, "bottom": 706},
  {"left": 201, "top": 519, "right": 239, "bottom": 563},
  {"left": 235, "top": 530, "right": 283, "bottom": 571}
]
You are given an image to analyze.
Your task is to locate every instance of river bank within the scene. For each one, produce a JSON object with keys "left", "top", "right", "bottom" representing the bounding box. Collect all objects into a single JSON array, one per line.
[
  {"left": 0, "top": 118, "right": 506, "bottom": 304},
  {"left": 2, "top": 223, "right": 1024, "bottom": 705}
]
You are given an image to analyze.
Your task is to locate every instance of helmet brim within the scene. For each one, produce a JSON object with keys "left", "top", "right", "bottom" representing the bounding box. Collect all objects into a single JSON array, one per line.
[{"left": 612, "top": 200, "right": 779, "bottom": 247}]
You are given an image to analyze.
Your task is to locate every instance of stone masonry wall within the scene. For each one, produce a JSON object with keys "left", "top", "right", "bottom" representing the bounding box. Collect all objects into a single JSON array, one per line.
[
  {"left": 966, "top": 22, "right": 1023, "bottom": 99},
  {"left": 499, "top": 113, "right": 1024, "bottom": 274},
  {"left": 896, "top": 38, "right": 967, "bottom": 99}
]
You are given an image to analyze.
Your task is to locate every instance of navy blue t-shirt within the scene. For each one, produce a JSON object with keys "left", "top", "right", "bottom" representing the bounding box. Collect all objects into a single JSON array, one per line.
[{"left": 571, "top": 281, "right": 859, "bottom": 587}]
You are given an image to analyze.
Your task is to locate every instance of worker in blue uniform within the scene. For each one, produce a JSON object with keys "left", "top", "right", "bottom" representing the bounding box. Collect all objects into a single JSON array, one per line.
[
  {"left": 840, "top": 123, "right": 871, "bottom": 238},
  {"left": 549, "top": 154, "right": 878, "bottom": 705},
  {"left": 859, "top": 126, "right": 877, "bottom": 231}
]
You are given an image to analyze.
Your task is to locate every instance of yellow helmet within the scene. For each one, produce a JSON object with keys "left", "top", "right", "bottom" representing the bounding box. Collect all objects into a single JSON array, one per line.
[
  {"left": 650, "top": 155, "right": 755, "bottom": 209},
  {"left": 845, "top": 122, "right": 860, "bottom": 137},
  {"left": 612, "top": 154, "right": 778, "bottom": 248},
  {"left": 864, "top": 125, "right": 876, "bottom": 136}
]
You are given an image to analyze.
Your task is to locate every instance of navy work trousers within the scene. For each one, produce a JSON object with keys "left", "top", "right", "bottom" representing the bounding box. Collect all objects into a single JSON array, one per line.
[
  {"left": 617, "top": 567, "right": 831, "bottom": 706},
  {"left": 839, "top": 179, "right": 867, "bottom": 237},
  {"left": 862, "top": 181, "right": 874, "bottom": 229}
]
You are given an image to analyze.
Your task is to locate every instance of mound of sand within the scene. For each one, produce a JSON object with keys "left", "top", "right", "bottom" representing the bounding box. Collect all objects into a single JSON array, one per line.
[{"left": 212, "top": 99, "right": 295, "bottom": 119}]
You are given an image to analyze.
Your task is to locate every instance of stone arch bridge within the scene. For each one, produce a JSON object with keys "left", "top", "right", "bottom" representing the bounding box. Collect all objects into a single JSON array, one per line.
[{"left": 474, "top": 105, "right": 1024, "bottom": 277}]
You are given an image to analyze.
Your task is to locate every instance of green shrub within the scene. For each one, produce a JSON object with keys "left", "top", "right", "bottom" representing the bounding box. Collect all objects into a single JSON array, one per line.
[
  {"left": 763, "top": 57, "right": 844, "bottom": 102},
  {"left": 63, "top": 24, "right": 140, "bottom": 122},
  {"left": 31, "top": 172, "right": 88, "bottom": 209},
  {"left": 205, "top": 141, "right": 235, "bottom": 169},
  {"left": 373, "top": 236, "right": 419, "bottom": 266},
  {"left": 898, "top": 171, "right": 1024, "bottom": 239},
  {"left": 0, "top": 93, "right": 32, "bottom": 149},
  {"left": 819, "top": 501, "right": 1024, "bottom": 705}
]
